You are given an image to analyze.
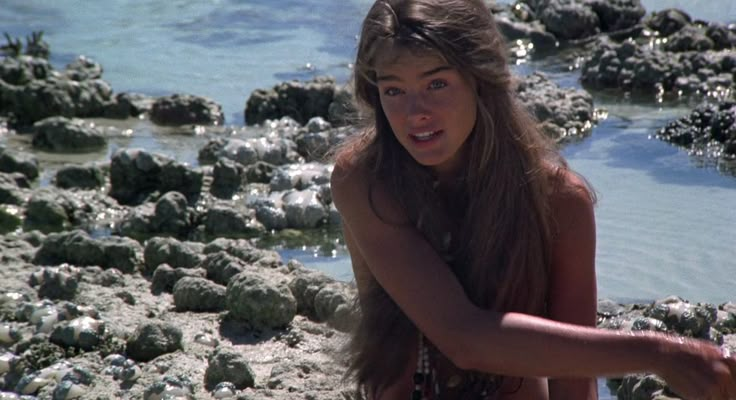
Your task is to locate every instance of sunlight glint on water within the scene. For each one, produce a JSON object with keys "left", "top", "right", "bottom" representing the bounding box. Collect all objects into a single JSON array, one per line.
[
  {"left": 1, "top": 0, "right": 735, "bottom": 310},
  {"left": 2, "top": 1, "right": 736, "bottom": 397}
]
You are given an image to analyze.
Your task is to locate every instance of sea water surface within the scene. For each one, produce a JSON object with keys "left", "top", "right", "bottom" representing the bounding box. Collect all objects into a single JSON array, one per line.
[
  {"left": 2, "top": 0, "right": 735, "bottom": 300},
  {"left": 1, "top": 3, "right": 736, "bottom": 395},
  {"left": 2, "top": 0, "right": 735, "bottom": 298}
]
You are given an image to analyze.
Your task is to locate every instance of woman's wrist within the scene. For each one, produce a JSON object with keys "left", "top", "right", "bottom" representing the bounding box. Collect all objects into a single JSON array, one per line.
[{"left": 640, "top": 331, "right": 679, "bottom": 377}]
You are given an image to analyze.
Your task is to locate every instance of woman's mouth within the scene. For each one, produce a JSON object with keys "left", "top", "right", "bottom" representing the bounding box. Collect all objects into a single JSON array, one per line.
[{"left": 410, "top": 130, "right": 443, "bottom": 142}]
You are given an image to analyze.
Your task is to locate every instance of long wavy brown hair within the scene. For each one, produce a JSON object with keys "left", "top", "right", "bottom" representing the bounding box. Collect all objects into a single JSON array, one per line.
[{"left": 335, "top": 0, "right": 591, "bottom": 397}]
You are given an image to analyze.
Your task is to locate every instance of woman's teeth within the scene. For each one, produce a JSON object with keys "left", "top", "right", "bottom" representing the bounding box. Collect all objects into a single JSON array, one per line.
[{"left": 412, "top": 130, "right": 440, "bottom": 141}]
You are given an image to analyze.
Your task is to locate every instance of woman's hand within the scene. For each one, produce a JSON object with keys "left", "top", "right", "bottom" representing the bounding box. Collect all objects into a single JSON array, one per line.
[{"left": 655, "top": 340, "right": 736, "bottom": 400}]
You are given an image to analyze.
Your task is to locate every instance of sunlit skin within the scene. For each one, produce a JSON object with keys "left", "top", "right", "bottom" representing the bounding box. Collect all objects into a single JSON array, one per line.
[
  {"left": 331, "top": 43, "right": 736, "bottom": 400},
  {"left": 342, "top": 53, "right": 598, "bottom": 399},
  {"left": 376, "top": 52, "right": 477, "bottom": 181}
]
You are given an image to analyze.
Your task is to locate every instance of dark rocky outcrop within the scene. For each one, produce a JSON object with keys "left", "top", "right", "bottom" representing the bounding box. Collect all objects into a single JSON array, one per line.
[
  {"left": 125, "top": 322, "right": 183, "bottom": 362},
  {"left": 497, "top": 0, "right": 645, "bottom": 44},
  {"left": 586, "top": 0, "right": 646, "bottom": 33},
  {"left": 34, "top": 229, "right": 143, "bottom": 274},
  {"left": 516, "top": 72, "right": 599, "bottom": 141},
  {"left": 172, "top": 277, "right": 226, "bottom": 312},
  {"left": 200, "top": 251, "right": 248, "bottom": 286},
  {"left": 645, "top": 8, "right": 691, "bottom": 37},
  {"left": 0, "top": 146, "right": 39, "bottom": 181},
  {"left": 202, "top": 237, "right": 281, "bottom": 268},
  {"left": 150, "top": 263, "right": 207, "bottom": 294},
  {"left": 149, "top": 94, "right": 224, "bottom": 126},
  {"left": 142, "top": 236, "right": 205, "bottom": 274},
  {"left": 657, "top": 100, "right": 736, "bottom": 163},
  {"left": 109, "top": 149, "right": 203, "bottom": 205},
  {"left": 23, "top": 190, "right": 81, "bottom": 233},
  {"left": 226, "top": 270, "right": 296, "bottom": 330},
  {"left": 245, "top": 77, "right": 353, "bottom": 126},
  {"left": 32, "top": 116, "right": 107, "bottom": 153},
  {"left": 54, "top": 164, "right": 106, "bottom": 190},
  {"left": 202, "top": 204, "right": 265, "bottom": 239},
  {"left": 581, "top": 37, "right": 735, "bottom": 96},
  {"left": 29, "top": 265, "right": 81, "bottom": 301},
  {"left": 116, "top": 191, "right": 198, "bottom": 241},
  {"left": 288, "top": 262, "right": 356, "bottom": 332},
  {"left": 103, "top": 92, "right": 155, "bottom": 119},
  {"left": 210, "top": 158, "right": 247, "bottom": 199},
  {"left": 204, "top": 348, "right": 256, "bottom": 390},
  {"left": 0, "top": 54, "right": 114, "bottom": 126},
  {"left": 538, "top": 0, "right": 601, "bottom": 40}
]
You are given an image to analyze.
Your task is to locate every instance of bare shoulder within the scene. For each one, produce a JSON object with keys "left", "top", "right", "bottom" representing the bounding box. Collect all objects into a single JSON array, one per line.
[
  {"left": 545, "top": 168, "right": 597, "bottom": 331},
  {"left": 330, "top": 150, "right": 367, "bottom": 194},
  {"left": 330, "top": 152, "right": 408, "bottom": 225},
  {"left": 330, "top": 153, "right": 370, "bottom": 215},
  {"left": 547, "top": 167, "right": 596, "bottom": 236},
  {"left": 329, "top": 150, "right": 486, "bottom": 366}
]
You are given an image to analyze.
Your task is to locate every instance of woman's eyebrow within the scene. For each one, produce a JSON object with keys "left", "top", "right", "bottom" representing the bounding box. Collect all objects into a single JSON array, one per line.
[
  {"left": 376, "top": 65, "right": 454, "bottom": 82},
  {"left": 419, "top": 65, "right": 453, "bottom": 78}
]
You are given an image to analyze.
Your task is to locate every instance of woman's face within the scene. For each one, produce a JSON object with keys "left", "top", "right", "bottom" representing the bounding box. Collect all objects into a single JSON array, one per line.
[{"left": 375, "top": 51, "right": 478, "bottom": 179}]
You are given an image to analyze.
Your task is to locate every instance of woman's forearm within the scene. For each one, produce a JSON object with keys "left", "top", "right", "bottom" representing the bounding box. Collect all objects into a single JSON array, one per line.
[{"left": 455, "top": 310, "right": 661, "bottom": 378}]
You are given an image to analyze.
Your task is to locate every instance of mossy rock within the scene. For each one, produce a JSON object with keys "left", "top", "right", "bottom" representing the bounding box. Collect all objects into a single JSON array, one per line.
[{"left": 0, "top": 205, "right": 22, "bottom": 234}]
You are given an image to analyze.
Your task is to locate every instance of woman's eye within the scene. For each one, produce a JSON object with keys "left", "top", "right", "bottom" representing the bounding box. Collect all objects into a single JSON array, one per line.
[
  {"left": 429, "top": 79, "right": 447, "bottom": 90},
  {"left": 383, "top": 87, "right": 402, "bottom": 96}
]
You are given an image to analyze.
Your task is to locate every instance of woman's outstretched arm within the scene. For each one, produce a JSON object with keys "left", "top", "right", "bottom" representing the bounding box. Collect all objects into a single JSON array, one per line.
[{"left": 331, "top": 162, "right": 736, "bottom": 400}]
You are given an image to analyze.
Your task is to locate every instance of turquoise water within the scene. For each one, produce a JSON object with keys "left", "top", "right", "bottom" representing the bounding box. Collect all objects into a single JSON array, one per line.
[
  {"left": 2, "top": 2, "right": 735, "bottom": 300},
  {"left": 1, "top": 0, "right": 365, "bottom": 123},
  {"left": 2, "top": 2, "right": 735, "bottom": 398},
  {"left": 0, "top": 0, "right": 736, "bottom": 302}
]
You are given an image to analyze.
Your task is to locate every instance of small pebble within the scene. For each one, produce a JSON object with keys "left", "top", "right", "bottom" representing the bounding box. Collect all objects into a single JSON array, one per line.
[
  {"left": 115, "top": 291, "right": 136, "bottom": 305},
  {"left": 53, "top": 380, "right": 86, "bottom": 400},
  {"left": 143, "top": 376, "right": 194, "bottom": 400},
  {"left": 0, "top": 353, "right": 19, "bottom": 375},
  {"left": 194, "top": 332, "right": 219, "bottom": 347},
  {"left": 104, "top": 354, "right": 127, "bottom": 367},
  {"left": 38, "top": 360, "right": 74, "bottom": 383},
  {"left": 16, "top": 371, "right": 52, "bottom": 395},
  {"left": 213, "top": 382, "right": 236, "bottom": 398},
  {"left": 0, "top": 324, "right": 20, "bottom": 345},
  {"left": 68, "top": 316, "right": 103, "bottom": 341}
]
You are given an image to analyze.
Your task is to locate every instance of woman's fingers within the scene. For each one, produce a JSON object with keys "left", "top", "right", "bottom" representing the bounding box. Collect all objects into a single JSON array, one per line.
[
  {"left": 664, "top": 341, "right": 736, "bottom": 400},
  {"left": 723, "top": 352, "right": 736, "bottom": 400},
  {"left": 711, "top": 348, "right": 736, "bottom": 400}
]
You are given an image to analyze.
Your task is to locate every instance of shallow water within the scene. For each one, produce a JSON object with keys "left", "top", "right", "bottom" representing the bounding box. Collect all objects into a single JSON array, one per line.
[
  {"left": 2, "top": 3, "right": 736, "bottom": 396},
  {"left": 0, "top": 0, "right": 365, "bottom": 124}
]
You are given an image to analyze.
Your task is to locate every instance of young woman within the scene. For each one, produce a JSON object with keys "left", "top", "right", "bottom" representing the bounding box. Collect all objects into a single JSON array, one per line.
[{"left": 330, "top": 0, "right": 736, "bottom": 399}]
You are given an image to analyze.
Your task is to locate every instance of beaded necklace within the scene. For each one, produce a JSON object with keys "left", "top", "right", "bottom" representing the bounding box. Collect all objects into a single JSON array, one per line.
[
  {"left": 412, "top": 333, "right": 438, "bottom": 400},
  {"left": 410, "top": 179, "right": 503, "bottom": 399},
  {"left": 411, "top": 333, "right": 502, "bottom": 400}
]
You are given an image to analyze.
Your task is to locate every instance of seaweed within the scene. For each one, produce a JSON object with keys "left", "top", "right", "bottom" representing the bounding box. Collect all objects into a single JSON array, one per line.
[
  {"left": 1, "top": 33, "right": 22, "bottom": 58},
  {"left": 0, "top": 31, "right": 50, "bottom": 59},
  {"left": 25, "top": 31, "right": 50, "bottom": 59}
]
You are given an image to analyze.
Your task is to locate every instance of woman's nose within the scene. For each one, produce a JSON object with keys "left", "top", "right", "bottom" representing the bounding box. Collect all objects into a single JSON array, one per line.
[{"left": 406, "top": 93, "right": 432, "bottom": 122}]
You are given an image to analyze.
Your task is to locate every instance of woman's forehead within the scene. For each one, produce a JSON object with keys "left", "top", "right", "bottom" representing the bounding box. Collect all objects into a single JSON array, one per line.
[{"left": 373, "top": 47, "right": 447, "bottom": 73}]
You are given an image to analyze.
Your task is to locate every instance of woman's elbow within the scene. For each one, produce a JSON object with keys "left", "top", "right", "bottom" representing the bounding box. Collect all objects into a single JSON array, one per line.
[
  {"left": 446, "top": 343, "right": 477, "bottom": 370},
  {"left": 432, "top": 317, "right": 484, "bottom": 370}
]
